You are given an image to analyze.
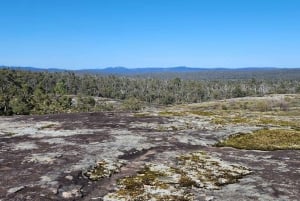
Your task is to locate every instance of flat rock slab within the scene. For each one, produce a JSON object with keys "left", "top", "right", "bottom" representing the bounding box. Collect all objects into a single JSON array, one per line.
[{"left": 0, "top": 112, "right": 299, "bottom": 200}]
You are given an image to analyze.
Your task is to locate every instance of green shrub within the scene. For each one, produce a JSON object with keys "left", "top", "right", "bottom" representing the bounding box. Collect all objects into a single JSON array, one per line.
[{"left": 122, "top": 97, "right": 143, "bottom": 111}]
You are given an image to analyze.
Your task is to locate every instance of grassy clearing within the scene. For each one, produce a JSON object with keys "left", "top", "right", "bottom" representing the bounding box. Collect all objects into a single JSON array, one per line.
[{"left": 216, "top": 129, "right": 300, "bottom": 150}]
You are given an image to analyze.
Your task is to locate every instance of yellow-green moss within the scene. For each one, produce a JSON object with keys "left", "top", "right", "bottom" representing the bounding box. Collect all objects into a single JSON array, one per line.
[
  {"left": 116, "top": 165, "right": 168, "bottom": 198},
  {"left": 189, "top": 110, "right": 214, "bottom": 116},
  {"left": 84, "top": 161, "right": 108, "bottom": 181},
  {"left": 176, "top": 151, "right": 251, "bottom": 189},
  {"left": 84, "top": 160, "right": 124, "bottom": 181},
  {"left": 212, "top": 118, "right": 227, "bottom": 125},
  {"left": 216, "top": 129, "right": 300, "bottom": 150},
  {"left": 155, "top": 195, "right": 192, "bottom": 201},
  {"left": 159, "top": 111, "right": 186, "bottom": 117},
  {"left": 133, "top": 113, "right": 150, "bottom": 117},
  {"left": 258, "top": 118, "right": 299, "bottom": 127},
  {"left": 230, "top": 117, "right": 249, "bottom": 124}
]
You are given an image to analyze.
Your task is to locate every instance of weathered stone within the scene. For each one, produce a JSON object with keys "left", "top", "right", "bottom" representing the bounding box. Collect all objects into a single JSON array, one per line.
[
  {"left": 7, "top": 186, "right": 25, "bottom": 194},
  {"left": 1, "top": 95, "right": 300, "bottom": 200}
]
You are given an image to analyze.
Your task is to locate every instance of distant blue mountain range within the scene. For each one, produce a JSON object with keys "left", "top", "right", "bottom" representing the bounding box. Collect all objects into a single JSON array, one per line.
[{"left": 0, "top": 66, "right": 288, "bottom": 74}]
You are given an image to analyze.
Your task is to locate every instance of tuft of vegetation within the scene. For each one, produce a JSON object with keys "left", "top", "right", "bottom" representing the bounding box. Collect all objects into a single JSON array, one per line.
[
  {"left": 121, "top": 97, "right": 143, "bottom": 111},
  {"left": 38, "top": 124, "right": 56, "bottom": 130},
  {"left": 179, "top": 174, "right": 197, "bottom": 187},
  {"left": 84, "top": 160, "right": 124, "bottom": 181},
  {"left": 158, "top": 111, "right": 186, "bottom": 117},
  {"left": 189, "top": 110, "right": 214, "bottom": 116},
  {"left": 115, "top": 165, "right": 170, "bottom": 199},
  {"left": 3, "top": 131, "right": 16, "bottom": 136},
  {"left": 216, "top": 129, "right": 300, "bottom": 150},
  {"left": 212, "top": 117, "right": 227, "bottom": 125},
  {"left": 258, "top": 118, "right": 299, "bottom": 128}
]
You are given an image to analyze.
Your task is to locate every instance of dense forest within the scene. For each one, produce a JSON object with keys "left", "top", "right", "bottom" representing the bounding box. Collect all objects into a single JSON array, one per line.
[{"left": 1, "top": 68, "right": 300, "bottom": 115}]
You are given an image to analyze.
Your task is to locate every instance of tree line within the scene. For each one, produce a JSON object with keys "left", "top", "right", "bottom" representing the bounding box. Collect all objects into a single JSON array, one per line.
[{"left": 1, "top": 68, "right": 299, "bottom": 115}]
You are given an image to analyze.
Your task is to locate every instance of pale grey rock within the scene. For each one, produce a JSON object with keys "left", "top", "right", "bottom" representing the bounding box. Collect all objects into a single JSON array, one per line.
[{"left": 7, "top": 186, "right": 25, "bottom": 194}]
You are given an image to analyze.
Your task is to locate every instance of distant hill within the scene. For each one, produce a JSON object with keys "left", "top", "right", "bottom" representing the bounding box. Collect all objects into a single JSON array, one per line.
[
  {"left": 76, "top": 66, "right": 209, "bottom": 74},
  {"left": 0, "top": 65, "right": 282, "bottom": 74},
  {"left": 72, "top": 66, "right": 287, "bottom": 75},
  {"left": 0, "top": 66, "right": 67, "bottom": 72},
  {"left": 2, "top": 65, "right": 300, "bottom": 80}
]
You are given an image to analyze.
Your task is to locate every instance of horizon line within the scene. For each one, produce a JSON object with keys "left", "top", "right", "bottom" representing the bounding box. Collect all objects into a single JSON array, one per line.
[{"left": 1, "top": 65, "right": 300, "bottom": 70}]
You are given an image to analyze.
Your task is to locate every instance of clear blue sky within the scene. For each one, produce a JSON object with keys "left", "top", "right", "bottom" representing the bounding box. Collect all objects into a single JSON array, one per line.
[{"left": 1, "top": 0, "right": 300, "bottom": 69}]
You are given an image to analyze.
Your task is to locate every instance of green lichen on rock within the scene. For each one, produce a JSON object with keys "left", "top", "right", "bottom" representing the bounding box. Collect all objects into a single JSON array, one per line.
[
  {"left": 176, "top": 151, "right": 251, "bottom": 189},
  {"left": 103, "top": 151, "right": 251, "bottom": 201},
  {"left": 84, "top": 159, "right": 125, "bottom": 181},
  {"left": 104, "top": 163, "right": 193, "bottom": 201}
]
